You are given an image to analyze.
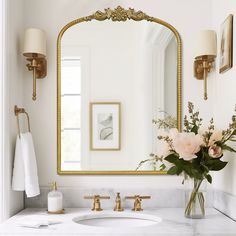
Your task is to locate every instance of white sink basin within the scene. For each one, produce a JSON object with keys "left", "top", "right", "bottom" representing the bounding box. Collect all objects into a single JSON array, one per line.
[{"left": 72, "top": 212, "right": 162, "bottom": 228}]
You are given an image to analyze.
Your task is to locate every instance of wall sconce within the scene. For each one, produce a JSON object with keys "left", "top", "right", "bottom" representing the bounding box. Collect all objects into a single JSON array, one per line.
[
  {"left": 194, "top": 30, "right": 217, "bottom": 100},
  {"left": 23, "top": 28, "right": 47, "bottom": 101}
]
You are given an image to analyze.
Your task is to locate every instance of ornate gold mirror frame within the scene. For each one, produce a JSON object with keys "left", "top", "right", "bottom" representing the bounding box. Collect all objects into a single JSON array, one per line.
[{"left": 57, "top": 6, "right": 182, "bottom": 175}]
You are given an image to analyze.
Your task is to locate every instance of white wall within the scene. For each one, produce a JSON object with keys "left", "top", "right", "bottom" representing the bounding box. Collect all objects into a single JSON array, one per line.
[
  {"left": 211, "top": 0, "right": 236, "bottom": 196},
  {"left": 3, "top": 0, "right": 25, "bottom": 218},
  {"left": 0, "top": 0, "right": 5, "bottom": 222},
  {"left": 20, "top": 0, "right": 214, "bottom": 189}
]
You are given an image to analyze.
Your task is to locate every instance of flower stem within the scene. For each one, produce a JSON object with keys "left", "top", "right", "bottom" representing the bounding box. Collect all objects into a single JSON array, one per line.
[{"left": 185, "top": 179, "right": 205, "bottom": 218}]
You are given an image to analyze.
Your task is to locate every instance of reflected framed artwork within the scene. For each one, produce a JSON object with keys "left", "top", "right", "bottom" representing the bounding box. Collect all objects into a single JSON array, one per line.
[
  {"left": 90, "top": 102, "right": 121, "bottom": 151},
  {"left": 219, "top": 14, "right": 233, "bottom": 73}
]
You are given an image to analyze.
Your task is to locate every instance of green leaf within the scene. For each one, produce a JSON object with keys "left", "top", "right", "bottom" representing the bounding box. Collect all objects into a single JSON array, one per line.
[
  {"left": 206, "top": 159, "right": 228, "bottom": 171},
  {"left": 176, "top": 167, "right": 183, "bottom": 175},
  {"left": 191, "top": 125, "right": 198, "bottom": 134},
  {"left": 201, "top": 164, "right": 209, "bottom": 172},
  {"left": 165, "top": 154, "right": 179, "bottom": 164},
  {"left": 231, "top": 129, "right": 236, "bottom": 136},
  {"left": 205, "top": 174, "right": 212, "bottom": 184},
  {"left": 159, "top": 164, "right": 166, "bottom": 171},
  {"left": 165, "top": 153, "right": 206, "bottom": 179},
  {"left": 189, "top": 168, "right": 204, "bottom": 179},
  {"left": 167, "top": 166, "right": 178, "bottom": 175},
  {"left": 221, "top": 144, "right": 236, "bottom": 153},
  {"left": 180, "top": 163, "right": 195, "bottom": 178}
]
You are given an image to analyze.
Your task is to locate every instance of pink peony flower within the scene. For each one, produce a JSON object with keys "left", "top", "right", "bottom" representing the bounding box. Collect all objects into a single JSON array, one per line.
[
  {"left": 173, "top": 132, "right": 203, "bottom": 161},
  {"left": 208, "top": 145, "right": 223, "bottom": 158}
]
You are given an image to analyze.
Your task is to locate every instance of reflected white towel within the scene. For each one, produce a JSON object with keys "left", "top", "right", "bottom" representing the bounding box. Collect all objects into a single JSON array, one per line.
[
  {"left": 12, "top": 132, "right": 40, "bottom": 197},
  {"left": 17, "top": 216, "right": 61, "bottom": 228}
]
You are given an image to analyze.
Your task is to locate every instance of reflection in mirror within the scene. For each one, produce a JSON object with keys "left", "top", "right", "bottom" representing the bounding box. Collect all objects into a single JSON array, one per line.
[{"left": 58, "top": 10, "right": 181, "bottom": 174}]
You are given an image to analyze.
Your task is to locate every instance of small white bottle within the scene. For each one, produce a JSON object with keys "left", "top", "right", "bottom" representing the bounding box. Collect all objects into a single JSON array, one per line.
[{"left": 48, "top": 182, "right": 63, "bottom": 213}]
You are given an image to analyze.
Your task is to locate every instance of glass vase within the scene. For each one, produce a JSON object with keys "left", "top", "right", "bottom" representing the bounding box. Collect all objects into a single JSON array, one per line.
[{"left": 184, "top": 177, "right": 206, "bottom": 219}]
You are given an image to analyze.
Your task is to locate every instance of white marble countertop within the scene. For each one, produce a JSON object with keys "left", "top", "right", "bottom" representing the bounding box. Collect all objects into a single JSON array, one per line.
[{"left": 0, "top": 208, "right": 236, "bottom": 235}]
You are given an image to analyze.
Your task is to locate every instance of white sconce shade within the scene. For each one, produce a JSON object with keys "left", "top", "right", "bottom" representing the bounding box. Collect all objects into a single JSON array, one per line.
[
  {"left": 194, "top": 30, "right": 217, "bottom": 58},
  {"left": 23, "top": 28, "right": 46, "bottom": 58}
]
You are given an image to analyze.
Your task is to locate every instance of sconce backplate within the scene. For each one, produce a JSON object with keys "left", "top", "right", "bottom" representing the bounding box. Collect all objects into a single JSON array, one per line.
[
  {"left": 194, "top": 60, "right": 204, "bottom": 80},
  {"left": 194, "top": 56, "right": 215, "bottom": 80},
  {"left": 26, "top": 57, "right": 47, "bottom": 79},
  {"left": 36, "top": 58, "right": 47, "bottom": 79}
]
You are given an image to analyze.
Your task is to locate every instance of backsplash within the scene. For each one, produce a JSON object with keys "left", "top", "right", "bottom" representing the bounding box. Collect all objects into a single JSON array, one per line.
[
  {"left": 214, "top": 190, "right": 236, "bottom": 221},
  {"left": 25, "top": 188, "right": 214, "bottom": 209},
  {"left": 25, "top": 188, "right": 236, "bottom": 221}
]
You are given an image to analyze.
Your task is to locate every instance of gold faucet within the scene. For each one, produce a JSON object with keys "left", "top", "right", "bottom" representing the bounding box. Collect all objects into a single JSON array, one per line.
[
  {"left": 114, "top": 192, "right": 124, "bottom": 211},
  {"left": 84, "top": 195, "right": 110, "bottom": 211},
  {"left": 125, "top": 195, "right": 151, "bottom": 211}
]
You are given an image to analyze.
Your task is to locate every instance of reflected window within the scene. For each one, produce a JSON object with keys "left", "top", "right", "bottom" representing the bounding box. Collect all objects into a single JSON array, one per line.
[{"left": 61, "top": 58, "right": 81, "bottom": 170}]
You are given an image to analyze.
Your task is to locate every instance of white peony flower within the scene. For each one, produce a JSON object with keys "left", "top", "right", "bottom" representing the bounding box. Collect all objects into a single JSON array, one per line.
[{"left": 173, "top": 132, "right": 203, "bottom": 161}]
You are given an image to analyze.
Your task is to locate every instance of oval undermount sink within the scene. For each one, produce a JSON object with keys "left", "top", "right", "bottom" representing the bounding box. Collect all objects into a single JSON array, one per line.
[{"left": 72, "top": 212, "right": 162, "bottom": 228}]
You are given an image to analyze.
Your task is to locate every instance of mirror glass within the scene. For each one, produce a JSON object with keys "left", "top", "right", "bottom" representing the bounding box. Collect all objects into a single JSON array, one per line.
[{"left": 58, "top": 14, "right": 181, "bottom": 174}]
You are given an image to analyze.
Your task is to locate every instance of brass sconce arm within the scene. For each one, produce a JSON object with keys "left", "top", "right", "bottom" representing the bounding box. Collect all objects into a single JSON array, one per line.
[
  {"left": 25, "top": 56, "right": 47, "bottom": 101},
  {"left": 194, "top": 55, "right": 215, "bottom": 100}
]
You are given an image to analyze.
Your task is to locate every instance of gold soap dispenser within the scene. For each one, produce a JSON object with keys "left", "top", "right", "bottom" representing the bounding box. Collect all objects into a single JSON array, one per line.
[{"left": 47, "top": 182, "right": 64, "bottom": 214}]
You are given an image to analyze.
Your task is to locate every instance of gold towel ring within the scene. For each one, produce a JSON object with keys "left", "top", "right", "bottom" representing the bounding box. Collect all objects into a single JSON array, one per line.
[{"left": 14, "top": 105, "right": 31, "bottom": 138}]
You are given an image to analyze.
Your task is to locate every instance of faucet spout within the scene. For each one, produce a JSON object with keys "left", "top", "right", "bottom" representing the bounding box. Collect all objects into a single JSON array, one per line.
[{"left": 114, "top": 192, "right": 124, "bottom": 211}]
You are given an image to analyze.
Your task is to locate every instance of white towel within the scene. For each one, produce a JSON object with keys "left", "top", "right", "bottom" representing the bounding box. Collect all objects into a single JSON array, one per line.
[
  {"left": 12, "top": 132, "right": 40, "bottom": 198},
  {"left": 17, "top": 216, "right": 61, "bottom": 229},
  {"left": 12, "top": 135, "right": 25, "bottom": 191}
]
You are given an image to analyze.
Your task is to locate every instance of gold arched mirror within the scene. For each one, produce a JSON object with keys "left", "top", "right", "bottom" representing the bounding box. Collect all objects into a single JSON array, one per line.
[{"left": 57, "top": 6, "right": 182, "bottom": 175}]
